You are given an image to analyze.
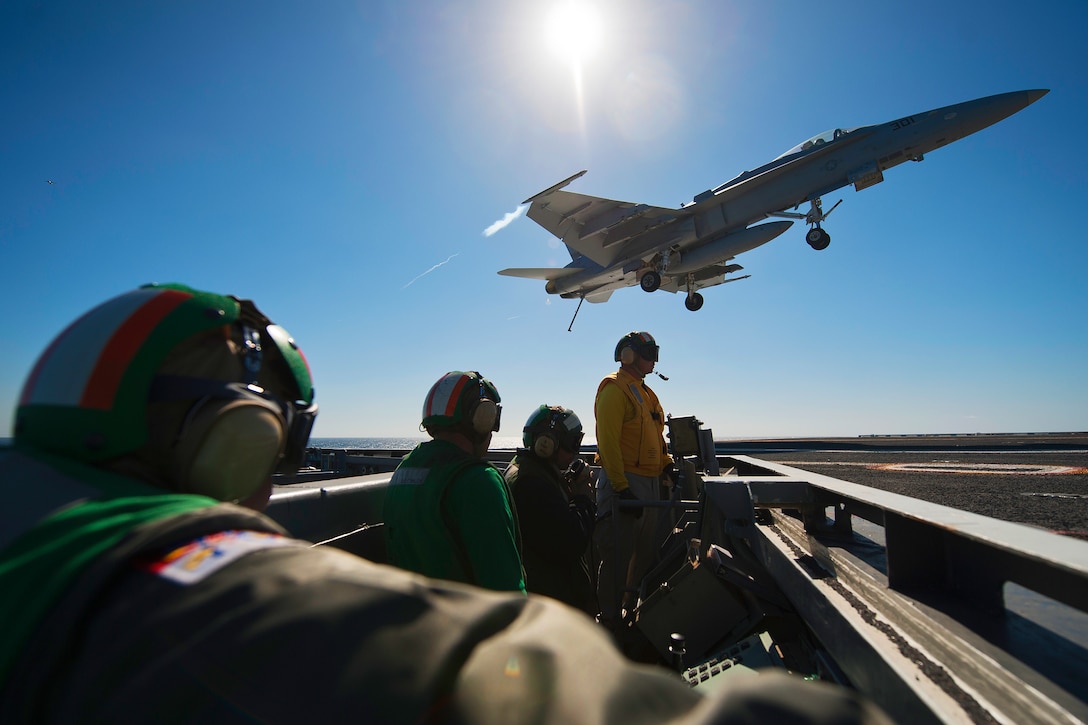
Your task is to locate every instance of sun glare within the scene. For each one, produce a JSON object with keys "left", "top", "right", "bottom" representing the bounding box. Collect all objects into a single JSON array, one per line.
[{"left": 545, "top": 2, "right": 603, "bottom": 66}]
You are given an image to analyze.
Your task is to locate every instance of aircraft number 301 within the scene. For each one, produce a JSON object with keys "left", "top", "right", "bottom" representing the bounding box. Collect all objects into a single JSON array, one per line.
[{"left": 891, "top": 116, "right": 917, "bottom": 131}]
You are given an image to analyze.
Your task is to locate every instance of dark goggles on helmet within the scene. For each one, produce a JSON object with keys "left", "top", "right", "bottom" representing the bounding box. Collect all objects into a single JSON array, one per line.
[
  {"left": 634, "top": 342, "right": 659, "bottom": 362},
  {"left": 150, "top": 375, "right": 318, "bottom": 475},
  {"left": 564, "top": 429, "right": 585, "bottom": 452}
]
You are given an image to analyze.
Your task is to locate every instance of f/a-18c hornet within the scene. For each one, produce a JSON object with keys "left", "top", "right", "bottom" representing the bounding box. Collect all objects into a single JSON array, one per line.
[{"left": 499, "top": 90, "right": 1048, "bottom": 323}]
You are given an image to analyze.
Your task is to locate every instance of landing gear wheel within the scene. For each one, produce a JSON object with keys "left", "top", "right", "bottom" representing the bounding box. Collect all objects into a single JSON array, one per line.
[
  {"left": 806, "top": 227, "right": 831, "bottom": 250},
  {"left": 640, "top": 271, "right": 661, "bottom": 293},
  {"left": 684, "top": 293, "right": 704, "bottom": 311}
]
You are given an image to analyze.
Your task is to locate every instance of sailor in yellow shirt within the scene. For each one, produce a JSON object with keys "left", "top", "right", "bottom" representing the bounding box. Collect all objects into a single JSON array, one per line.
[{"left": 593, "top": 331, "right": 677, "bottom": 636}]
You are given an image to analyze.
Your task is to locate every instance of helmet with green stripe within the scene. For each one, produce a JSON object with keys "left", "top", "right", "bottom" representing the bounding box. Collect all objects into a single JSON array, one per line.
[
  {"left": 421, "top": 371, "right": 501, "bottom": 437},
  {"left": 15, "top": 283, "right": 317, "bottom": 499}
]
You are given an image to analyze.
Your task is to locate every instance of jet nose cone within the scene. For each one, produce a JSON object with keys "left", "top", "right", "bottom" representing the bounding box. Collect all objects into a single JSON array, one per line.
[{"left": 1026, "top": 89, "right": 1050, "bottom": 105}]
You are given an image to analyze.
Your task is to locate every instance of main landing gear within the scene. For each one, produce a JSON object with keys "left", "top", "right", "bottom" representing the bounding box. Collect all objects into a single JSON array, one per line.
[
  {"left": 771, "top": 196, "right": 841, "bottom": 251},
  {"left": 640, "top": 269, "right": 707, "bottom": 312},
  {"left": 640, "top": 270, "right": 662, "bottom": 293},
  {"left": 683, "top": 272, "right": 703, "bottom": 311},
  {"left": 806, "top": 226, "right": 831, "bottom": 250}
]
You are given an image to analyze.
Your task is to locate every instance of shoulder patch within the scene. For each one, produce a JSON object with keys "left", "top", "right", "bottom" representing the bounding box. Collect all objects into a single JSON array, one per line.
[{"left": 142, "top": 530, "right": 298, "bottom": 585}]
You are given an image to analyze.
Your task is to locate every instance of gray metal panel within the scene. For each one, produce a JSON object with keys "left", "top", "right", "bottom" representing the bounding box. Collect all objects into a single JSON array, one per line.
[{"left": 700, "top": 458, "right": 1088, "bottom": 722}]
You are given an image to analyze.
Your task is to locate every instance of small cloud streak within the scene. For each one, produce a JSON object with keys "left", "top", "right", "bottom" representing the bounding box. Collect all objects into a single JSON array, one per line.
[
  {"left": 404, "top": 253, "right": 459, "bottom": 289},
  {"left": 483, "top": 205, "right": 526, "bottom": 237}
]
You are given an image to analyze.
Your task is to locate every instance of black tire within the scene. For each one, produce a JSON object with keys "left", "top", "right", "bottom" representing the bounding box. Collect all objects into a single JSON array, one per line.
[
  {"left": 685, "top": 293, "right": 704, "bottom": 311},
  {"left": 806, "top": 227, "right": 830, "bottom": 250},
  {"left": 640, "top": 271, "right": 661, "bottom": 293}
]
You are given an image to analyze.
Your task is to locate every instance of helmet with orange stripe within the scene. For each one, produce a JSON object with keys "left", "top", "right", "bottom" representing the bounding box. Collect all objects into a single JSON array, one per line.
[
  {"left": 14, "top": 283, "right": 317, "bottom": 502},
  {"left": 421, "top": 371, "right": 501, "bottom": 439}
]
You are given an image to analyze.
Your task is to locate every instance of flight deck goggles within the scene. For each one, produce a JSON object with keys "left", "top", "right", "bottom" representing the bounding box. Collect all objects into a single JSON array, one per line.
[
  {"left": 635, "top": 342, "right": 659, "bottom": 362},
  {"left": 616, "top": 332, "right": 659, "bottom": 363}
]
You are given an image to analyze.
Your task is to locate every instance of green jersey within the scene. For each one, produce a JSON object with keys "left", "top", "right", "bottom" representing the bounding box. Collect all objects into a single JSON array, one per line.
[{"left": 384, "top": 440, "right": 524, "bottom": 593}]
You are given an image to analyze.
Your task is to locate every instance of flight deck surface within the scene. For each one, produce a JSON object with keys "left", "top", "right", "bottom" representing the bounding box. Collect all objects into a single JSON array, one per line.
[{"left": 715, "top": 434, "right": 1088, "bottom": 539}]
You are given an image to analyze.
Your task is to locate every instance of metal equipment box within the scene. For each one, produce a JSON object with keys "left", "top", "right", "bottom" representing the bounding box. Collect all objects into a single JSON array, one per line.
[{"left": 635, "top": 555, "right": 750, "bottom": 662}]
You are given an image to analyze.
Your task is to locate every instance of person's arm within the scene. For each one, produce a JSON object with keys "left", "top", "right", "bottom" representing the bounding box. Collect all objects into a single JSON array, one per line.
[
  {"left": 445, "top": 466, "right": 526, "bottom": 593},
  {"left": 35, "top": 528, "right": 891, "bottom": 725},
  {"left": 594, "top": 383, "right": 629, "bottom": 491}
]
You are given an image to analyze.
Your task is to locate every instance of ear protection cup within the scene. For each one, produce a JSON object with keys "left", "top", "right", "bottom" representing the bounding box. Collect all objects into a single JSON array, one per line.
[
  {"left": 533, "top": 431, "right": 557, "bottom": 458},
  {"left": 619, "top": 345, "right": 636, "bottom": 365},
  {"left": 469, "top": 398, "right": 499, "bottom": 435},
  {"left": 171, "top": 398, "right": 286, "bottom": 502}
]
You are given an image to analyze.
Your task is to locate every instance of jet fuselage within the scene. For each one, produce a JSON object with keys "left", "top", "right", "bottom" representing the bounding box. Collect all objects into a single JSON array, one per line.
[{"left": 499, "top": 89, "right": 1048, "bottom": 313}]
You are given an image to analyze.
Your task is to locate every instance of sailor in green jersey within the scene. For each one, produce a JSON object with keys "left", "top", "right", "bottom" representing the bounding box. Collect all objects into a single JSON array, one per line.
[{"left": 384, "top": 371, "right": 525, "bottom": 593}]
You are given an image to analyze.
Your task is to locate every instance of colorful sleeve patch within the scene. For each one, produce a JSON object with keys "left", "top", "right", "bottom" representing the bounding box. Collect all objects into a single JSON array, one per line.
[{"left": 142, "top": 530, "right": 298, "bottom": 585}]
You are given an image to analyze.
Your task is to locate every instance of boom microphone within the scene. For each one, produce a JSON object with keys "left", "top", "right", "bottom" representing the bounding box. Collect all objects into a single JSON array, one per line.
[{"left": 655, "top": 372, "right": 669, "bottom": 381}]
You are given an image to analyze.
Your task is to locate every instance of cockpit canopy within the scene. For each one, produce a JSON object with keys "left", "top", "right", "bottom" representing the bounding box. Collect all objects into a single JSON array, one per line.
[
  {"left": 688, "top": 124, "right": 867, "bottom": 206},
  {"left": 775, "top": 127, "right": 860, "bottom": 160}
]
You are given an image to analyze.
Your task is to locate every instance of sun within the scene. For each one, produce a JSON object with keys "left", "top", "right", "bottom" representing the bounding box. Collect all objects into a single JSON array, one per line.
[{"left": 545, "top": 2, "right": 604, "bottom": 67}]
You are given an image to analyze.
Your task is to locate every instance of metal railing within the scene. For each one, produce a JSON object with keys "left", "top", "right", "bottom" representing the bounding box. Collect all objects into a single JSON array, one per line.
[{"left": 699, "top": 455, "right": 1088, "bottom": 723}]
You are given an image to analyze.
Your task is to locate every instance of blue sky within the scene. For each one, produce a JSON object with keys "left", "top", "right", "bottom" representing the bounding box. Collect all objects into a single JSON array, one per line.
[{"left": 2, "top": 0, "right": 1086, "bottom": 441}]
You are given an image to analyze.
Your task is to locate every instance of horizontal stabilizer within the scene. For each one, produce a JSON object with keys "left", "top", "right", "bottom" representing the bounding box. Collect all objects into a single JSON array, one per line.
[{"left": 497, "top": 267, "right": 582, "bottom": 281}]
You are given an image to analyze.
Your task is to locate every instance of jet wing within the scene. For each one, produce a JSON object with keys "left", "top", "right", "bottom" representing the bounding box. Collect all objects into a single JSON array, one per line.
[{"left": 524, "top": 171, "right": 681, "bottom": 268}]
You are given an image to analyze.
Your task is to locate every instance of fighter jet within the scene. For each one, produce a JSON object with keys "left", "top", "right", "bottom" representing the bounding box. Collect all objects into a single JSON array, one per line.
[{"left": 499, "top": 89, "right": 1048, "bottom": 317}]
